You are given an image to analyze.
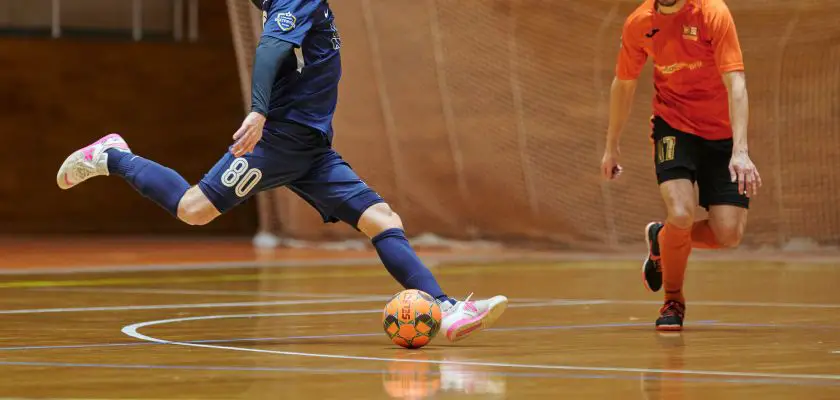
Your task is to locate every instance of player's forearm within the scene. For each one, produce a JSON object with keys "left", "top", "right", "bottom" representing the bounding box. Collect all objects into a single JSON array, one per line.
[
  {"left": 724, "top": 71, "right": 749, "bottom": 153},
  {"left": 251, "top": 36, "right": 294, "bottom": 116},
  {"left": 606, "top": 77, "right": 638, "bottom": 152}
]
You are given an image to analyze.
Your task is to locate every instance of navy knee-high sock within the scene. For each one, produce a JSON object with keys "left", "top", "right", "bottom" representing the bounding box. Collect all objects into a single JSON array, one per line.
[
  {"left": 106, "top": 149, "right": 190, "bottom": 217},
  {"left": 372, "top": 228, "right": 453, "bottom": 304}
]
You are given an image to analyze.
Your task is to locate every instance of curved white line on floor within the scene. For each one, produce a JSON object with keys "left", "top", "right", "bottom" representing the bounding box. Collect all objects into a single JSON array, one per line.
[{"left": 122, "top": 310, "right": 840, "bottom": 381}]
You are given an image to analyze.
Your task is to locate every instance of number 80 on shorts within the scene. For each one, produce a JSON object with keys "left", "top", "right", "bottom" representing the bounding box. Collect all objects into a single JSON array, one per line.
[{"left": 221, "top": 158, "right": 262, "bottom": 198}]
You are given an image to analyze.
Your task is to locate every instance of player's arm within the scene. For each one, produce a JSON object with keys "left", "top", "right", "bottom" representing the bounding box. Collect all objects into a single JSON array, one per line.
[
  {"left": 250, "top": 37, "right": 294, "bottom": 117},
  {"left": 602, "top": 19, "right": 647, "bottom": 180},
  {"left": 232, "top": 0, "right": 315, "bottom": 157},
  {"left": 605, "top": 78, "right": 639, "bottom": 161},
  {"left": 722, "top": 71, "right": 748, "bottom": 155},
  {"left": 710, "top": 4, "right": 761, "bottom": 196},
  {"left": 231, "top": 37, "right": 294, "bottom": 157}
]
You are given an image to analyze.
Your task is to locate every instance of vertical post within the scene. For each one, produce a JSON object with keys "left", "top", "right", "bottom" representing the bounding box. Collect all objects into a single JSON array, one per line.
[
  {"left": 173, "top": 0, "right": 184, "bottom": 41},
  {"left": 132, "top": 0, "right": 143, "bottom": 41},
  {"left": 188, "top": 0, "right": 199, "bottom": 42},
  {"left": 594, "top": 4, "right": 620, "bottom": 248},
  {"left": 51, "top": 0, "right": 61, "bottom": 38},
  {"left": 772, "top": 9, "right": 801, "bottom": 247},
  {"left": 361, "top": 0, "right": 408, "bottom": 207},
  {"left": 507, "top": 0, "right": 540, "bottom": 217},
  {"left": 427, "top": 0, "right": 472, "bottom": 225}
]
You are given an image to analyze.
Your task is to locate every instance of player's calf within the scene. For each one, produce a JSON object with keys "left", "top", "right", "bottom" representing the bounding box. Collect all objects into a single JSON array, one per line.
[
  {"left": 57, "top": 134, "right": 193, "bottom": 220},
  {"left": 354, "top": 201, "right": 508, "bottom": 342},
  {"left": 359, "top": 202, "right": 446, "bottom": 299}
]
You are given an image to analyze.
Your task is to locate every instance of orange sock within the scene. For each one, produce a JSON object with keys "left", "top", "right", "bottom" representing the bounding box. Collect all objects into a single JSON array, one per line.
[
  {"left": 658, "top": 223, "right": 691, "bottom": 304},
  {"left": 691, "top": 220, "right": 721, "bottom": 249}
]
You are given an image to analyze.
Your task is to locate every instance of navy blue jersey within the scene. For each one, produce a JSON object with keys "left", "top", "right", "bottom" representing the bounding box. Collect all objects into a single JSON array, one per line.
[{"left": 260, "top": 0, "right": 341, "bottom": 140}]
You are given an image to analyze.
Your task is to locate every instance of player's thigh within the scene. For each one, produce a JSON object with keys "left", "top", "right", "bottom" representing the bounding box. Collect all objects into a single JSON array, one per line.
[
  {"left": 197, "top": 141, "right": 306, "bottom": 214},
  {"left": 696, "top": 138, "right": 750, "bottom": 212},
  {"left": 288, "top": 150, "right": 384, "bottom": 230},
  {"left": 652, "top": 117, "right": 698, "bottom": 227}
]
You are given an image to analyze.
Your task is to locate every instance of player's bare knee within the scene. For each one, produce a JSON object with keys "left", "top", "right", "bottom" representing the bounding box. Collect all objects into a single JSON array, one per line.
[
  {"left": 358, "top": 203, "right": 403, "bottom": 238},
  {"left": 717, "top": 230, "right": 742, "bottom": 248},
  {"left": 666, "top": 205, "right": 695, "bottom": 229},
  {"left": 177, "top": 187, "right": 220, "bottom": 226},
  {"left": 712, "top": 222, "right": 744, "bottom": 248}
]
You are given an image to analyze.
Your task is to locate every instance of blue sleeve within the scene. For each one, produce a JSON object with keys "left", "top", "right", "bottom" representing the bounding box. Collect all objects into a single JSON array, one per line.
[
  {"left": 250, "top": 36, "right": 294, "bottom": 116},
  {"left": 262, "top": 0, "right": 322, "bottom": 47}
]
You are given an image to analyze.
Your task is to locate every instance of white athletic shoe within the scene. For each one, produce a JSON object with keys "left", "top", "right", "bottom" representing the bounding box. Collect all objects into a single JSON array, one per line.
[
  {"left": 57, "top": 133, "right": 130, "bottom": 190},
  {"left": 439, "top": 294, "right": 508, "bottom": 342}
]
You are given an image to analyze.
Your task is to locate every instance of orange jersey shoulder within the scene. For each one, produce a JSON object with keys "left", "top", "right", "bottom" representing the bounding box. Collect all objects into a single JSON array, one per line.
[
  {"left": 615, "top": 0, "right": 655, "bottom": 80},
  {"left": 616, "top": 0, "right": 744, "bottom": 140}
]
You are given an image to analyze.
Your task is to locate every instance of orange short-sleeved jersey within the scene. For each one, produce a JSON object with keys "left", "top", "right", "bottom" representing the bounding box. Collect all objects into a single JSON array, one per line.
[{"left": 616, "top": 0, "right": 744, "bottom": 140}]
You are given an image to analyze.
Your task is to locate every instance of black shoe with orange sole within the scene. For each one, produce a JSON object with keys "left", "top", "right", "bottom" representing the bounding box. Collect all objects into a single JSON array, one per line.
[{"left": 656, "top": 300, "right": 685, "bottom": 331}]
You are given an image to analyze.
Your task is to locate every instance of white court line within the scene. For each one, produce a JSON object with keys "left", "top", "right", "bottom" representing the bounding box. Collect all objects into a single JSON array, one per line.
[
  {"left": 121, "top": 311, "right": 840, "bottom": 382},
  {"left": 0, "top": 297, "right": 384, "bottom": 315},
  {"left": 33, "top": 287, "right": 385, "bottom": 300},
  {"left": 6, "top": 251, "right": 834, "bottom": 276},
  {"left": 0, "top": 253, "right": 573, "bottom": 276},
  {"left": 0, "top": 298, "right": 600, "bottom": 315},
  {"left": 5, "top": 297, "right": 840, "bottom": 315}
]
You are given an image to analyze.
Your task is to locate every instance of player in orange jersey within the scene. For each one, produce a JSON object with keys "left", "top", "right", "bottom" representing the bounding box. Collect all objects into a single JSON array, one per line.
[{"left": 600, "top": 0, "right": 761, "bottom": 331}]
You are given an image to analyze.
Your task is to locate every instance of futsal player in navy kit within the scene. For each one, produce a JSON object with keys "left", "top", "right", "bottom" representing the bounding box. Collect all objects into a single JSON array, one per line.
[{"left": 57, "top": 0, "right": 507, "bottom": 343}]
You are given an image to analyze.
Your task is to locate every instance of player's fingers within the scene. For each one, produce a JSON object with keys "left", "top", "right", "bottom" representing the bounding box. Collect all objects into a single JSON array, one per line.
[
  {"left": 729, "top": 165, "right": 737, "bottom": 183},
  {"left": 754, "top": 168, "right": 763, "bottom": 188},
  {"left": 245, "top": 136, "right": 258, "bottom": 155},
  {"left": 744, "top": 171, "right": 754, "bottom": 198},
  {"left": 737, "top": 169, "right": 746, "bottom": 196},
  {"left": 244, "top": 130, "right": 261, "bottom": 154},
  {"left": 232, "top": 125, "right": 248, "bottom": 140},
  {"left": 231, "top": 140, "right": 246, "bottom": 157},
  {"left": 231, "top": 133, "right": 252, "bottom": 157}
]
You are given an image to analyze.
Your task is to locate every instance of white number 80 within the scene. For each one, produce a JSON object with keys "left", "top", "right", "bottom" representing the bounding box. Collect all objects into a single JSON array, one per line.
[{"left": 221, "top": 158, "right": 262, "bottom": 198}]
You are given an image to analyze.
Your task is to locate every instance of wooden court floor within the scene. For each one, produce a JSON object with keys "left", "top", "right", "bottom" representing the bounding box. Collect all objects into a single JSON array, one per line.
[{"left": 0, "top": 242, "right": 839, "bottom": 399}]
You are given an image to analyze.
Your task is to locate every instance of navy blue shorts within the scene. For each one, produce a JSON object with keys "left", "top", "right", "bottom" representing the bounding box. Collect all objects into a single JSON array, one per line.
[{"left": 197, "top": 122, "right": 384, "bottom": 227}]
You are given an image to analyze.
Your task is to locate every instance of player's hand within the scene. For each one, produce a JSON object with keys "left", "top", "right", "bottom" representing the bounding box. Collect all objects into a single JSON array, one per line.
[
  {"left": 729, "top": 149, "right": 762, "bottom": 197},
  {"left": 601, "top": 149, "right": 623, "bottom": 180},
  {"left": 231, "top": 112, "right": 266, "bottom": 157}
]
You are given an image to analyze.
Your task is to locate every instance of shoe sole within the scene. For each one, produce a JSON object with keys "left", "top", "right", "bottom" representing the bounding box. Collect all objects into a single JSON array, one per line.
[
  {"left": 642, "top": 222, "right": 660, "bottom": 293},
  {"left": 656, "top": 324, "right": 683, "bottom": 332},
  {"left": 445, "top": 297, "right": 508, "bottom": 343},
  {"left": 56, "top": 134, "right": 128, "bottom": 190}
]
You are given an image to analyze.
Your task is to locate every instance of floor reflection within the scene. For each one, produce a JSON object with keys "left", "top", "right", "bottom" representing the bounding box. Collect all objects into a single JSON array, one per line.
[{"left": 382, "top": 352, "right": 507, "bottom": 399}]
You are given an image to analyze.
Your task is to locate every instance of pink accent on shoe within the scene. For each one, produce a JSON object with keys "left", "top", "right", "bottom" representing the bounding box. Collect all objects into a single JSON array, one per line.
[
  {"left": 82, "top": 145, "right": 96, "bottom": 161},
  {"left": 445, "top": 309, "right": 489, "bottom": 340},
  {"left": 463, "top": 301, "right": 478, "bottom": 313},
  {"left": 82, "top": 133, "right": 128, "bottom": 161},
  {"left": 63, "top": 174, "right": 73, "bottom": 187}
]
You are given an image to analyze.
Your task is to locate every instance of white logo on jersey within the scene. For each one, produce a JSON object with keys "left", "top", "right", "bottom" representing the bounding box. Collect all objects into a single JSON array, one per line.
[
  {"left": 330, "top": 22, "right": 341, "bottom": 50},
  {"left": 276, "top": 12, "right": 296, "bottom": 32}
]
